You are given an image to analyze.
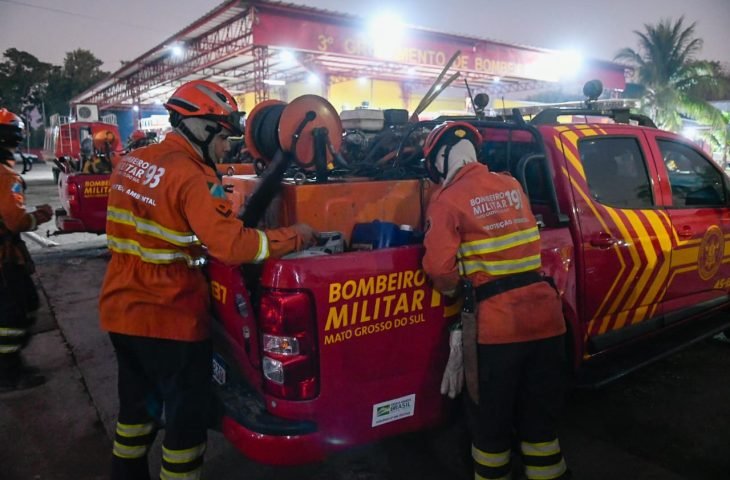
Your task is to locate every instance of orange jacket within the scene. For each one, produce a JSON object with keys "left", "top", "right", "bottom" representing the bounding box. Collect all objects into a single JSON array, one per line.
[
  {"left": 0, "top": 161, "right": 35, "bottom": 234},
  {"left": 99, "top": 132, "right": 303, "bottom": 341},
  {"left": 423, "top": 162, "right": 565, "bottom": 344},
  {"left": 0, "top": 160, "right": 37, "bottom": 267}
]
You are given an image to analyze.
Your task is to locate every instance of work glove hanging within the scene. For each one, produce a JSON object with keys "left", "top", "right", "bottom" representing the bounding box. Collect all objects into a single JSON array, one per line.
[
  {"left": 440, "top": 327, "right": 464, "bottom": 399},
  {"left": 30, "top": 204, "right": 53, "bottom": 228}
]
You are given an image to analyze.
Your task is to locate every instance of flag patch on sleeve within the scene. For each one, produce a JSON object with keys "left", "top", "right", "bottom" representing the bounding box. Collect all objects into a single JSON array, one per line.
[{"left": 207, "top": 182, "right": 227, "bottom": 199}]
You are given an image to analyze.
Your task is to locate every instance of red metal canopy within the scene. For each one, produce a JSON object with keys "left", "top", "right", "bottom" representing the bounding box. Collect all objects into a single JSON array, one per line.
[{"left": 72, "top": 0, "right": 627, "bottom": 110}]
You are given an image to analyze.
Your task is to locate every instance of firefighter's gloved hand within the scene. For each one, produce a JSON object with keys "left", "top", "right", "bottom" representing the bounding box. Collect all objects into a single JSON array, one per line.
[
  {"left": 293, "top": 223, "right": 317, "bottom": 250},
  {"left": 440, "top": 328, "right": 464, "bottom": 399},
  {"left": 31, "top": 204, "right": 53, "bottom": 227}
]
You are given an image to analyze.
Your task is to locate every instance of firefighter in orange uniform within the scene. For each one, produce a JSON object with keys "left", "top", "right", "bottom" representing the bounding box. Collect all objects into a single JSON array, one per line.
[
  {"left": 82, "top": 129, "right": 116, "bottom": 174},
  {"left": 0, "top": 108, "right": 53, "bottom": 392},
  {"left": 99, "top": 80, "right": 316, "bottom": 480},
  {"left": 126, "top": 129, "right": 155, "bottom": 152},
  {"left": 422, "top": 122, "right": 569, "bottom": 480}
]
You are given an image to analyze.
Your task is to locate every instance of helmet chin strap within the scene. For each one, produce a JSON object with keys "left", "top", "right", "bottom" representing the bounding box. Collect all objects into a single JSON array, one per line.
[
  {"left": 439, "top": 140, "right": 477, "bottom": 186},
  {"left": 439, "top": 144, "right": 453, "bottom": 181},
  {"left": 176, "top": 118, "right": 223, "bottom": 178},
  {"left": 429, "top": 144, "right": 452, "bottom": 184},
  {"left": 0, "top": 147, "right": 15, "bottom": 167}
]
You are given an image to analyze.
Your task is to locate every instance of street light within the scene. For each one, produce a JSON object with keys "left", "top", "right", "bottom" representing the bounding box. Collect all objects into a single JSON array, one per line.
[
  {"left": 279, "top": 50, "right": 296, "bottom": 66},
  {"left": 368, "top": 12, "right": 405, "bottom": 60},
  {"left": 171, "top": 44, "right": 185, "bottom": 58}
]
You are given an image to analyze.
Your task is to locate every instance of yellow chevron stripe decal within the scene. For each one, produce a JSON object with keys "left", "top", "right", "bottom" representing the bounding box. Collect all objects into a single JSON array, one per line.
[
  {"left": 666, "top": 265, "right": 698, "bottom": 290},
  {"left": 558, "top": 132, "right": 586, "bottom": 181},
  {"left": 601, "top": 206, "right": 641, "bottom": 332},
  {"left": 580, "top": 127, "right": 599, "bottom": 136},
  {"left": 673, "top": 245, "right": 701, "bottom": 267},
  {"left": 622, "top": 210, "right": 658, "bottom": 318},
  {"left": 563, "top": 166, "right": 625, "bottom": 335},
  {"left": 639, "top": 211, "right": 672, "bottom": 309}
]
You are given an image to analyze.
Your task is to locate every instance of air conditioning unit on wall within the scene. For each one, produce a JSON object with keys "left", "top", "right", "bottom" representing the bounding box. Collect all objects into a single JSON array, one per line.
[{"left": 75, "top": 104, "right": 99, "bottom": 122}]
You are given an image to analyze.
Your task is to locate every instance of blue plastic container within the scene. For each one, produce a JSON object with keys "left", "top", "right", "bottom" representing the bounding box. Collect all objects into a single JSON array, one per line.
[{"left": 351, "top": 220, "right": 414, "bottom": 250}]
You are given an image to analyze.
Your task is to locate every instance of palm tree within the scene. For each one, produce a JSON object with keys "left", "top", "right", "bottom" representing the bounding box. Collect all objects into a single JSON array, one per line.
[{"left": 615, "top": 17, "right": 727, "bottom": 154}]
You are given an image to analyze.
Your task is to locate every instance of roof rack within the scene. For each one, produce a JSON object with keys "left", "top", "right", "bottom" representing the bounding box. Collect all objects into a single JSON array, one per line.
[
  {"left": 516, "top": 98, "right": 640, "bottom": 115},
  {"left": 515, "top": 80, "right": 657, "bottom": 128},
  {"left": 528, "top": 106, "right": 656, "bottom": 128}
]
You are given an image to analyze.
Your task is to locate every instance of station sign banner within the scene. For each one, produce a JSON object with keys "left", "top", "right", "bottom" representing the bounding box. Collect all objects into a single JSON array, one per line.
[{"left": 253, "top": 9, "right": 625, "bottom": 89}]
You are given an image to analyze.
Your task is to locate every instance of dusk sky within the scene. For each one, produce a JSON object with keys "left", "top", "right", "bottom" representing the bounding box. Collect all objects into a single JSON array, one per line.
[{"left": 1, "top": 0, "right": 729, "bottom": 71}]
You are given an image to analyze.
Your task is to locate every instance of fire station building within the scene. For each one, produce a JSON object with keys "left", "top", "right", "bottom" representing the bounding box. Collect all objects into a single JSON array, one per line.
[{"left": 71, "top": 0, "right": 628, "bottom": 138}]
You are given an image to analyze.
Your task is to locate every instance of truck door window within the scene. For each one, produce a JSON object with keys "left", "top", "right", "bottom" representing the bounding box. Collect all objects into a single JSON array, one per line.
[
  {"left": 579, "top": 137, "right": 653, "bottom": 208},
  {"left": 657, "top": 139, "right": 725, "bottom": 207}
]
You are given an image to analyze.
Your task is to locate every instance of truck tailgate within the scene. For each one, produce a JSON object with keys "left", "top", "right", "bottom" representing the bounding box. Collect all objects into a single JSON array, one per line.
[
  {"left": 57, "top": 173, "right": 110, "bottom": 233},
  {"left": 261, "top": 245, "right": 455, "bottom": 449}
]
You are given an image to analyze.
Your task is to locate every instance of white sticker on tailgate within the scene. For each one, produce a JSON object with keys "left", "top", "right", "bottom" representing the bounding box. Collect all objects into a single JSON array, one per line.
[{"left": 372, "top": 394, "right": 416, "bottom": 427}]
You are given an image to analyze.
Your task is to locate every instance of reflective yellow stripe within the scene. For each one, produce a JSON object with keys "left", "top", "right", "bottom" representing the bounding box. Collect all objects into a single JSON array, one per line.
[
  {"left": 525, "top": 458, "right": 567, "bottom": 480},
  {"left": 160, "top": 466, "right": 202, "bottom": 480},
  {"left": 461, "top": 254, "right": 542, "bottom": 276},
  {"left": 112, "top": 441, "right": 149, "bottom": 459},
  {"left": 472, "top": 445, "right": 511, "bottom": 468},
  {"left": 116, "top": 421, "right": 156, "bottom": 438},
  {"left": 521, "top": 439, "right": 561, "bottom": 457},
  {"left": 107, "top": 207, "right": 200, "bottom": 246},
  {"left": 0, "top": 327, "right": 26, "bottom": 337},
  {"left": 459, "top": 227, "right": 540, "bottom": 257},
  {"left": 475, "top": 473, "right": 512, "bottom": 480},
  {"left": 0, "top": 345, "right": 21, "bottom": 353},
  {"left": 162, "top": 443, "right": 206, "bottom": 464},
  {"left": 253, "top": 229, "right": 269, "bottom": 263},
  {"left": 107, "top": 235, "right": 206, "bottom": 267}
]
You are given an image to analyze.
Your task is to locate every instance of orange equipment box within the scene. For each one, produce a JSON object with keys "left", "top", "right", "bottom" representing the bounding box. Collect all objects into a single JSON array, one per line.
[
  {"left": 216, "top": 163, "right": 256, "bottom": 176},
  {"left": 222, "top": 176, "right": 434, "bottom": 243}
]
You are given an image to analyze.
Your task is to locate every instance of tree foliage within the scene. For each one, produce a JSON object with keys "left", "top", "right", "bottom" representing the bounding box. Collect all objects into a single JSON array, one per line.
[
  {"left": 685, "top": 61, "right": 730, "bottom": 101},
  {"left": 0, "top": 48, "right": 51, "bottom": 117},
  {"left": 0, "top": 48, "right": 108, "bottom": 147},
  {"left": 45, "top": 49, "right": 108, "bottom": 117},
  {"left": 614, "top": 17, "right": 728, "bottom": 155}
]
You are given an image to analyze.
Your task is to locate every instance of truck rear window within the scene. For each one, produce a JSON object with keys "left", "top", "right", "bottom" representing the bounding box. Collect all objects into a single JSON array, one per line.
[{"left": 478, "top": 128, "right": 546, "bottom": 205}]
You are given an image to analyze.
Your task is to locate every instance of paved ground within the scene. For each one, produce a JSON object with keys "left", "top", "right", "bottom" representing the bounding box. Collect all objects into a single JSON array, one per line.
[
  {"left": 17, "top": 161, "right": 108, "bottom": 252},
  {"left": 3, "top": 162, "right": 730, "bottom": 479}
]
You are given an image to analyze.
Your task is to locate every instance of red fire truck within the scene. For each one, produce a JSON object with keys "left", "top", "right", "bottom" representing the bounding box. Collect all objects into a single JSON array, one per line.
[
  {"left": 45, "top": 113, "right": 254, "bottom": 234},
  {"left": 206, "top": 88, "right": 730, "bottom": 465},
  {"left": 45, "top": 114, "right": 122, "bottom": 234}
]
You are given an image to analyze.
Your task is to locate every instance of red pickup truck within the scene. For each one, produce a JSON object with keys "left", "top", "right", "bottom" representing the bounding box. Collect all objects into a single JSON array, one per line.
[
  {"left": 47, "top": 118, "right": 255, "bottom": 234},
  {"left": 47, "top": 120, "right": 122, "bottom": 234},
  {"left": 206, "top": 96, "right": 730, "bottom": 465}
]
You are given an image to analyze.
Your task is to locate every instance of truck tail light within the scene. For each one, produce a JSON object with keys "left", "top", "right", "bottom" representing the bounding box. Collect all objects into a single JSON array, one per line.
[
  {"left": 258, "top": 290, "right": 319, "bottom": 400},
  {"left": 67, "top": 181, "right": 79, "bottom": 208}
]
